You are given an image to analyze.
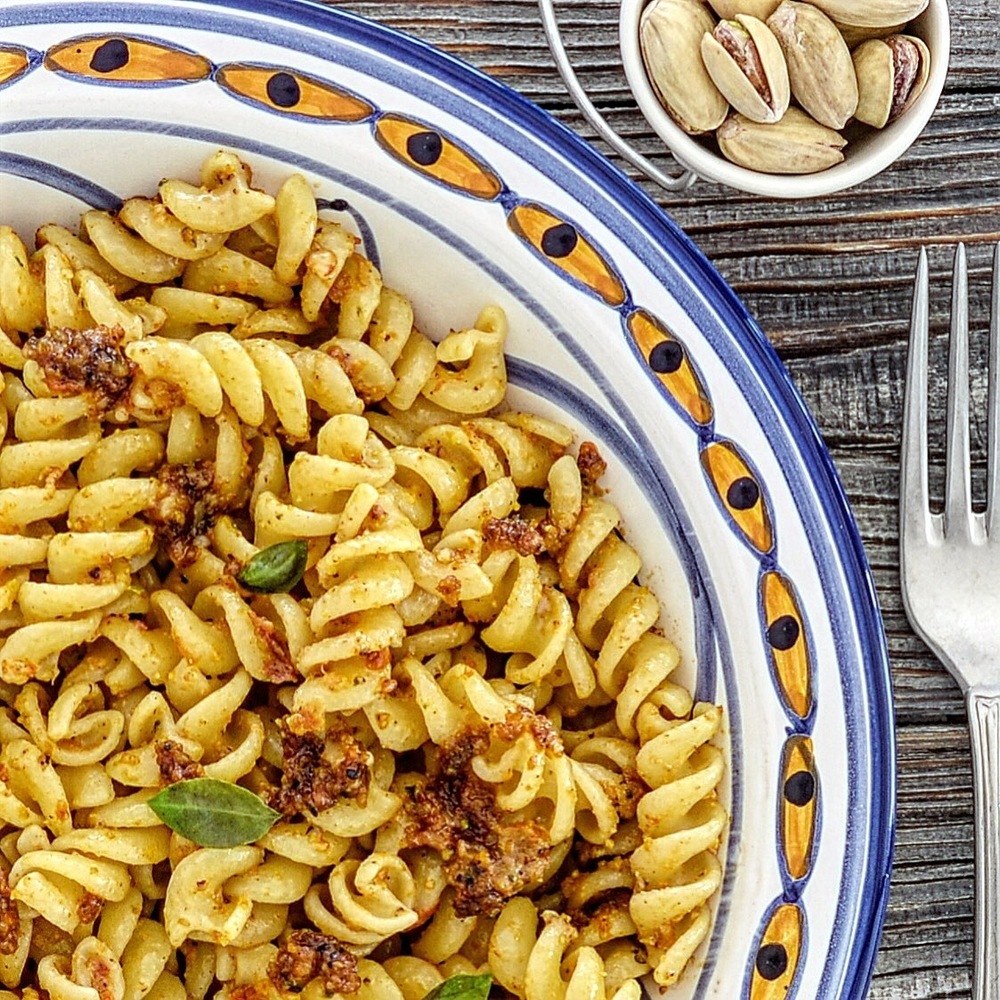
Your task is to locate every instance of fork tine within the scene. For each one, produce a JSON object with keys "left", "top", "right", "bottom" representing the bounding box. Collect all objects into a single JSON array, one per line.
[
  {"left": 944, "top": 244, "right": 972, "bottom": 535},
  {"left": 901, "top": 247, "right": 934, "bottom": 544},
  {"left": 988, "top": 244, "right": 1000, "bottom": 537}
]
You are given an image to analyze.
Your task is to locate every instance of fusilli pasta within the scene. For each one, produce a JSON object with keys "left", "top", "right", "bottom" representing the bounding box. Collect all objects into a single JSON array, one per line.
[{"left": 0, "top": 152, "right": 726, "bottom": 999}]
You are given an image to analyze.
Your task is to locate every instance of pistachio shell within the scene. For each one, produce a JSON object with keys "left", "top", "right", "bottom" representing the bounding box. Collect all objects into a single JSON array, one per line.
[
  {"left": 834, "top": 19, "right": 909, "bottom": 47},
  {"left": 853, "top": 34, "right": 930, "bottom": 127},
  {"left": 767, "top": 1, "right": 859, "bottom": 129},
  {"left": 890, "top": 34, "right": 931, "bottom": 115},
  {"left": 851, "top": 39, "right": 895, "bottom": 126},
  {"left": 640, "top": 0, "right": 729, "bottom": 134},
  {"left": 701, "top": 15, "right": 790, "bottom": 124},
  {"left": 708, "top": 0, "right": 782, "bottom": 20},
  {"left": 806, "top": 0, "right": 927, "bottom": 28},
  {"left": 717, "top": 107, "right": 847, "bottom": 173}
]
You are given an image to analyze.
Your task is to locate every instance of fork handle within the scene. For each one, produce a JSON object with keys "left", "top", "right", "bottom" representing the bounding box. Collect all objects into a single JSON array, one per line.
[{"left": 968, "top": 686, "right": 1000, "bottom": 1000}]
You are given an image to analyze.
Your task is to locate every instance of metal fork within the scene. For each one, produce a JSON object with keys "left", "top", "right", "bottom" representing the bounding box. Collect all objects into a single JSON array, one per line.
[{"left": 900, "top": 242, "right": 1000, "bottom": 1000}]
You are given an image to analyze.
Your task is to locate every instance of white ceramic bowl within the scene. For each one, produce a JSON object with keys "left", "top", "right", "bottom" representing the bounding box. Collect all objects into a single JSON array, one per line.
[
  {"left": 0, "top": 2, "right": 893, "bottom": 997},
  {"left": 620, "top": 0, "right": 950, "bottom": 197}
]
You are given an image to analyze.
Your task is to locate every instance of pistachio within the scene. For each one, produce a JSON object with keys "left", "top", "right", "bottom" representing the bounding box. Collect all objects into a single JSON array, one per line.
[
  {"left": 640, "top": 0, "right": 729, "bottom": 134},
  {"left": 707, "top": 0, "right": 782, "bottom": 20},
  {"left": 717, "top": 107, "right": 847, "bottom": 173},
  {"left": 701, "top": 15, "right": 790, "bottom": 124},
  {"left": 853, "top": 34, "right": 930, "bottom": 126},
  {"left": 767, "top": 1, "right": 859, "bottom": 129},
  {"left": 807, "top": 0, "right": 928, "bottom": 27},
  {"left": 834, "top": 19, "right": 909, "bottom": 47}
]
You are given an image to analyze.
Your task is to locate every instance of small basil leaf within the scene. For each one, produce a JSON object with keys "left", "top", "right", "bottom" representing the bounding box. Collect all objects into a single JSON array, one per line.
[
  {"left": 237, "top": 540, "right": 308, "bottom": 593},
  {"left": 423, "top": 973, "right": 493, "bottom": 1000},
  {"left": 148, "top": 777, "right": 279, "bottom": 847}
]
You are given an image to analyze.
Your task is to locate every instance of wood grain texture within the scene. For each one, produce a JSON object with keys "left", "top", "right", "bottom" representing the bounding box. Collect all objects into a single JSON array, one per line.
[{"left": 327, "top": 3, "right": 998, "bottom": 996}]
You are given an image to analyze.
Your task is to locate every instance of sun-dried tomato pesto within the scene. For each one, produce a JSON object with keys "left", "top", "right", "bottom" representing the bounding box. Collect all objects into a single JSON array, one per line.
[
  {"left": 268, "top": 719, "right": 371, "bottom": 817},
  {"left": 494, "top": 707, "right": 564, "bottom": 753},
  {"left": 144, "top": 460, "right": 223, "bottom": 566},
  {"left": 155, "top": 739, "right": 205, "bottom": 785},
  {"left": 482, "top": 514, "right": 546, "bottom": 556},
  {"left": 576, "top": 440, "right": 607, "bottom": 489},
  {"left": 269, "top": 929, "right": 361, "bottom": 994},
  {"left": 406, "top": 723, "right": 552, "bottom": 917},
  {"left": 23, "top": 325, "right": 135, "bottom": 413}
]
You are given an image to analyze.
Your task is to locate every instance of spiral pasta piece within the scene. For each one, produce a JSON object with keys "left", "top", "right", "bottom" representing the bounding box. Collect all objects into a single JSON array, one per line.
[
  {"left": 303, "top": 852, "right": 419, "bottom": 953},
  {"left": 421, "top": 309, "right": 507, "bottom": 415},
  {"left": 477, "top": 551, "right": 596, "bottom": 699},
  {"left": 37, "top": 936, "right": 126, "bottom": 1000},
  {"left": 555, "top": 501, "right": 687, "bottom": 738},
  {"left": 629, "top": 705, "right": 726, "bottom": 988},
  {"left": 558, "top": 857, "right": 651, "bottom": 992},
  {"left": 162, "top": 846, "right": 262, "bottom": 948},
  {"left": 9, "top": 842, "right": 131, "bottom": 934},
  {"left": 489, "top": 898, "right": 643, "bottom": 1000},
  {"left": 15, "top": 679, "right": 120, "bottom": 764}
]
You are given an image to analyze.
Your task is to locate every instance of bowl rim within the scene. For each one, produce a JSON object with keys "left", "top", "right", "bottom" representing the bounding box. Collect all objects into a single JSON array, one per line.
[{"left": 619, "top": 0, "right": 951, "bottom": 198}]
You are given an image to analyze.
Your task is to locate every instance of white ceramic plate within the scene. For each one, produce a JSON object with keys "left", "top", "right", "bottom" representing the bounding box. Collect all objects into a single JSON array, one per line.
[{"left": 0, "top": 2, "right": 894, "bottom": 998}]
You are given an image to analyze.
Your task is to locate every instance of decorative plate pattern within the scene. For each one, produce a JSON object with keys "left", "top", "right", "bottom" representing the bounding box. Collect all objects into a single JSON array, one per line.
[{"left": 0, "top": 2, "right": 893, "bottom": 998}]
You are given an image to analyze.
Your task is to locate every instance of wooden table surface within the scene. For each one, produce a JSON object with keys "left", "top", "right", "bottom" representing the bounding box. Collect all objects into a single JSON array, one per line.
[{"left": 329, "top": 2, "right": 1000, "bottom": 997}]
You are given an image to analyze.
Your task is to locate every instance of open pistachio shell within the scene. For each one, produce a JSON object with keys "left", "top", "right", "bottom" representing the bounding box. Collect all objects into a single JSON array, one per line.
[
  {"left": 807, "top": 0, "right": 928, "bottom": 27},
  {"left": 701, "top": 15, "right": 790, "bottom": 124},
  {"left": 853, "top": 34, "right": 930, "bottom": 127},
  {"left": 717, "top": 107, "right": 847, "bottom": 173},
  {"left": 640, "top": 0, "right": 729, "bottom": 134},
  {"left": 767, "top": 1, "right": 859, "bottom": 130}
]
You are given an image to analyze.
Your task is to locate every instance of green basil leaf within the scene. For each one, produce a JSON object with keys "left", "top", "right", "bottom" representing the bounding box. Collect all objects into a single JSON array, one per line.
[
  {"left": 237, "top": 540, "right": 308, "bottom": 593},
  {"left": 423, "top": 973, "right": 493, "bottom": 1000},
  {"left": 148, "top": 777, "right": 279, "bottom": 847}
]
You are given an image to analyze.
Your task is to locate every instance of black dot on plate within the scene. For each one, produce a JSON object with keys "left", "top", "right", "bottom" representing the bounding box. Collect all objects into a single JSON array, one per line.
[
  {"left": 756, "top": 942, "right": 789, "bottom": 981},
  {"left": 727, "top": 476, "right": 759, "bottom": 510},
  {"left": 90, "top": 38, "right": 130, "bottom": 73},
  {"left": 649, "top": 340, "right": 684, "bottom": 374},
  {"left": 767, "top": 614, "right": 800, "bottom": 651},
  {"left": 406, "top": 130, "right": 443, "bottom": 166},
  {"left": 266, "top": 71, "right": 301, "bottom": 108},
  {"left": 784, "top": 770, "right": 816, "bottom": 807},
  {"left": 540, "top": 222, "right": 578, "bottom": 258}
]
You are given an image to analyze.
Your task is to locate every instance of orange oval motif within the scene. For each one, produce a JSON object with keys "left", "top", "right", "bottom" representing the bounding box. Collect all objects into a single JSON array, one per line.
[
  {"left": 749, "top": 903, "right": 803, "bottom": 1000},
  {"left": 508, "top": 203, "right": 625, "bottom": 306},
  {"left": 216, "top": 63, "right": 374, "bottom": 122},
  {"left": 760, "top": 570, "right": 812, "bottom": 719},
  {"left": 627, "top": 308, "right": 713, "bottom": 426},
  {"left": 0, "top": 46, "right": 34, "bottom": 89},
  {"left": 45, "top": 34, "right": 211, "bottom": 84},
  {"left": 779, "top": 735, "right": 817, "bottom": 880},
  {"left": 701, "top": 440, "right": 773, "bottom": 553},
  {"left": 374, "top": 113, "right": 502, "bottom": 200}
]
